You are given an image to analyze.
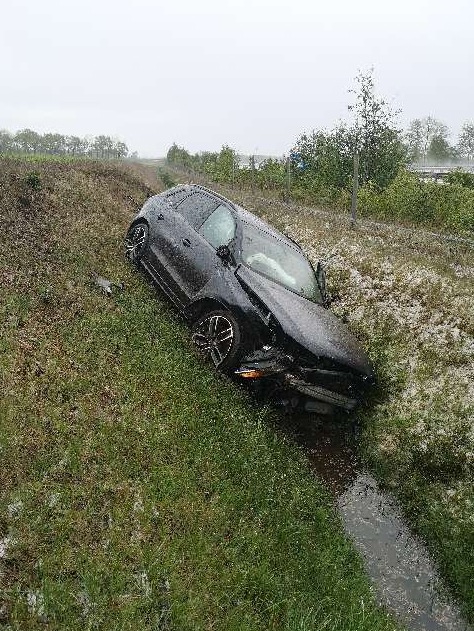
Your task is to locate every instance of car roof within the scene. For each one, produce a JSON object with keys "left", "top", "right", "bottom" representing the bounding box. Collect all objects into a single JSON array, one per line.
[{"left": 186, "top": 184, "right": 302, "bottom": 251}]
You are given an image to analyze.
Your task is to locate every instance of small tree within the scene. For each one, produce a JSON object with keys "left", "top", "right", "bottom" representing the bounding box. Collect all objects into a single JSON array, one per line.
[
  {"left": 458, "top": 122, "right": 474, "bottom": 162},
  {"left": 257, "top": 158, "right": 286, "bottom": 191},
  {"left": 295, "top": 127, "right": 355, "bottom": 191},
  {"left": 295, "top": 71, "right": 406, "bottom": 193},
  {"left": 428, "top": 134, "right": 453, "bottom": 163},
  {"left": 213, "top": 145, "right": 239, "bottom": 183},
  {"left": 166, "top": 143, "right": 194, "bottom": 171},
  {"left": 407, "top": 117, "right": 449, "bottom": 163},
  {"left": 348, "top": 70, "right": 407, "bottom": 188},
  {"left": 0, "top": 129, "right": 13, "bottom": 153},
  {"left": 406, "top": 119, "right": 424, "bottom": 162},
  {"left": 199, "top": 151, "right": 219, "bottom": 177}
]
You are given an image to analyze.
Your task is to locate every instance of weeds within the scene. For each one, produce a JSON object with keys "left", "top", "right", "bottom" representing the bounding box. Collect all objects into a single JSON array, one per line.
[{"left": 158, "top": 168, "right": 177, "bottom": 189}]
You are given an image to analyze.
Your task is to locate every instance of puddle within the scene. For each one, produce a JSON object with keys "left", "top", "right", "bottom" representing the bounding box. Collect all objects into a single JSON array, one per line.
[{"left": 283, "top": 414, "right": 471, "bottom": 631}]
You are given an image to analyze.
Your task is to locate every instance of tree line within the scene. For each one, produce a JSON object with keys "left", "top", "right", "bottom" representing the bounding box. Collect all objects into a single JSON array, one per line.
[
  {"left": 166, "top": 71, "right": 474, "bottom": 233},
  {"left": 167, "top": 71, "right": 474, "bottom": 193},
  {"left": 0, "top": 128, "right": 129, "bottom": 159},
  {"left": 407, "top": 118, "right": 474, "bottom": 164}
]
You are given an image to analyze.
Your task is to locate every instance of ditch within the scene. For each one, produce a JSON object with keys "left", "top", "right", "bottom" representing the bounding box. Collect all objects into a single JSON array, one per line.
[{"left": 280, "top": 413, "right": 471, "bottom": 631}]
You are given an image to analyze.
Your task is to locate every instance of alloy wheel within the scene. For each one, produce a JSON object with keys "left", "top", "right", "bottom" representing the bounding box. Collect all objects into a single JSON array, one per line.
[
  {"left": 125, "top": 224, "right": 147, "bottom": 261},
  {"left": 192, "top": 314, "right": 235, "bottom": 367}
]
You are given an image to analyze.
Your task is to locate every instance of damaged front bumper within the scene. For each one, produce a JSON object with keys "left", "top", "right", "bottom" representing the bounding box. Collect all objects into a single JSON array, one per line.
[{"left": 235, "top": 345, "right": 370, "bottom": 413}]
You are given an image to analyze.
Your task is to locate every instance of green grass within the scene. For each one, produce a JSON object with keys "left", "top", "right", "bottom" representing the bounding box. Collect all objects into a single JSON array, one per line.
[{"left": 0, "top": 158, "right": 400, "bottom": 630}]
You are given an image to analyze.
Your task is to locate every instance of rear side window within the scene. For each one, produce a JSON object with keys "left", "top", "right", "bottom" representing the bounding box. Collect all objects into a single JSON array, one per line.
[
  {"left": 199, "top": 204, "right": 236, "bottom": 248},
  {"left": 175, "top": 193, "right": 218, "bottom": 228}
]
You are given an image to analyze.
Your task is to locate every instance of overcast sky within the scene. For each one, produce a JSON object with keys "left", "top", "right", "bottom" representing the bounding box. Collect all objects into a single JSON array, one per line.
[{"left": 1, "top": 0, "right": 472, "bottom": 157}]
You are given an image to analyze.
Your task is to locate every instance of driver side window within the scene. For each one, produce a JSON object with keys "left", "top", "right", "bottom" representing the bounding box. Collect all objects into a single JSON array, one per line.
[{"left": 199, "top": 204, "right": 236, "bottom": 248}]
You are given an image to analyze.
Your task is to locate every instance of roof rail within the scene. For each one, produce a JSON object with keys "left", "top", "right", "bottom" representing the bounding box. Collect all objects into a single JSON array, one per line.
[{"left": 191, "top": 183, "right": 238, "bottom": 210}]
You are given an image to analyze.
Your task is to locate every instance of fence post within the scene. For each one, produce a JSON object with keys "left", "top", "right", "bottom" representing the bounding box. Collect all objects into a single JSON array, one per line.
[
  {"left": 286, "top": 156, "right": 291, "bottom": 202},
  {"left": 350, "top": 153, "right": 359, "bottom": 228}
]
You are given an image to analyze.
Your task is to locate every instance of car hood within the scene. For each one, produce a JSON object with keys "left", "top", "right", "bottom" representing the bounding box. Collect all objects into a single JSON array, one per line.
[{"left": 235, "top": 266, "right": 373, "bottom": 376}]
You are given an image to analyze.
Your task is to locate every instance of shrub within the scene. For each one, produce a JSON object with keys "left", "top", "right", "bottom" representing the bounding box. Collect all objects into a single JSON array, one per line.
[
  {"left": 446, "top": 170, "right": 474, "bottom": 189},
  {"left": 158, "top": 168, "right": 176, "bottom": 188},
  {"left": 24, "top": 171, "right": 41, "bottom": 190},
  {"left": 357, "top": 169, "right": 474, "bottom": 232}
]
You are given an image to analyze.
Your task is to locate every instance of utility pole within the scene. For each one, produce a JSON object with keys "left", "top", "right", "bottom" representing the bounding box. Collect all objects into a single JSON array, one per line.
[{"left": 350, "top": 153, "right": 359, "bottom": 228}]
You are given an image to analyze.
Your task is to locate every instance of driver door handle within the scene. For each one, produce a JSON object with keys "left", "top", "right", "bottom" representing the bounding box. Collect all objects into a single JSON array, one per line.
[{"left": 182, "top": 238, "right": 191, "bottom": 247}]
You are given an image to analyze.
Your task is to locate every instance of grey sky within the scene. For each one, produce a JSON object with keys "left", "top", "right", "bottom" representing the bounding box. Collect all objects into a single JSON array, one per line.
[{"left": 1, "top": 0, "right": 472, "bottom": 157}]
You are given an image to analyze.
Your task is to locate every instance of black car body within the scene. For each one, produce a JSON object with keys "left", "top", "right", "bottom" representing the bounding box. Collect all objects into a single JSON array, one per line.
[{"left": 125, "top": 184, "right": 374, "bottom": 413}]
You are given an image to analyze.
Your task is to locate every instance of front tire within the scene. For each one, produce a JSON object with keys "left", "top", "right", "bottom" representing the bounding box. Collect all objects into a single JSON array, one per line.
[
  {"left": 191, "top": 310, "right": 245, "bottom": 372},
  {"left": 125, "top": 221, "right": 149, "bottom": 264}
]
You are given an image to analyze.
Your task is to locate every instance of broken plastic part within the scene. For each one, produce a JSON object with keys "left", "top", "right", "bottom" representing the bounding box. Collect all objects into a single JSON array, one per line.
[
  {"left": 92, "top": 273, "right": 124, "bottom": 296},
  {"left": 237, "top": 346, "right": 290, "bottom": 377}
]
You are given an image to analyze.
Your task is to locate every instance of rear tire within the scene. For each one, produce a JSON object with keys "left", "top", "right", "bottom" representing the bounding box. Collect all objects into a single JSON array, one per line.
[
  {"left": 191, "top": 310, "right": 246, "bottom": 373},
  {"left": 125, "top": 221, "right": 149, "bottom": 265}
]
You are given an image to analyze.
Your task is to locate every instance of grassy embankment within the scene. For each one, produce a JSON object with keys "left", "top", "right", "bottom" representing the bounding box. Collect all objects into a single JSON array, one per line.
[
  {"left": 0, "top": 158, "right": 401, "bottom": 630},
  {"left": 184, "top": 174, "right": 474, "bottom": 624}
]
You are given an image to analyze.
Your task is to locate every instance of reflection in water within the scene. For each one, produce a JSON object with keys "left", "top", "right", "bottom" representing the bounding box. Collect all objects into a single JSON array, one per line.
[{"left": 280, "top": 414, "right": 471, "bottom": 631}]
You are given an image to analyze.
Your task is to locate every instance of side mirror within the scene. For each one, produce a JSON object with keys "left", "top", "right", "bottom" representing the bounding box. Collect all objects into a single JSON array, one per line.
[
  {"left": 315, "top": 261, "right": 329, "bottom": 305},
  {"left": 216, "top": 244, "right": 234, "bottom": 265}
]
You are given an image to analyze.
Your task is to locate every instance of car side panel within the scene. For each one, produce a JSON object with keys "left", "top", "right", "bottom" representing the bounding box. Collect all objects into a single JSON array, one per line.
[
  {"left": 170, "top": 225, "right": 221, "bottom": 300},
  {"left": 185, "top": 268, "right": 272, "bottom": 347},
  {"left": 144, "top": 201, "right": 190, "bottom": 305}
]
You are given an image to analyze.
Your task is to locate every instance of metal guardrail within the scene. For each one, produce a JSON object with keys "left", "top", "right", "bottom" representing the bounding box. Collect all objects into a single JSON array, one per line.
[{"left": 409, "top": 164, "right": 474, "bottom": 176}]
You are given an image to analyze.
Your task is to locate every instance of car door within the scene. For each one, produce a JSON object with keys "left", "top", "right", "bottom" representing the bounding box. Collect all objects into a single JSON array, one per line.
[
  {"left": 173, "top": 203, "right": 238, "bottom": 300},
  {"left": 148, "top": 192, "right": 219, "bottom": 304},
  {"left": 144, "top": 195, "right": 187, "bottom": 304}
]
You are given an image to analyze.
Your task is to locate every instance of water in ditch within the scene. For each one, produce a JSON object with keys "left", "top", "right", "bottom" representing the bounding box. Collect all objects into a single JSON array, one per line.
[{"left": 281, "top": 414, "right": 471, "bottom": 631}]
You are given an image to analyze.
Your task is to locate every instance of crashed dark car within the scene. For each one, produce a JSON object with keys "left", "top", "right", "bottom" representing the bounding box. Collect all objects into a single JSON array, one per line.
[{"left": 125, "top": 184, "right": 374, "bottom": 413}]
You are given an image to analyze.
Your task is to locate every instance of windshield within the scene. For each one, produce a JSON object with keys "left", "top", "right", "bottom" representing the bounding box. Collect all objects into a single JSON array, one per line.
[{"left": 241, "top": 224, "right": 323, "bottom": 304}]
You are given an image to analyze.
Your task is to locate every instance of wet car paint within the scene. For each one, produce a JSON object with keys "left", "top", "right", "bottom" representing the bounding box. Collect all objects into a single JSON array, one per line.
[
  {"left": 235, "top": 265, "right": 372, "bottom": 374},
  {"left": 127, "top": 184, "right": 375, "bottom": 411}
]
